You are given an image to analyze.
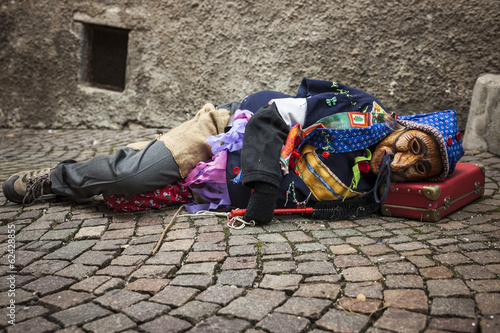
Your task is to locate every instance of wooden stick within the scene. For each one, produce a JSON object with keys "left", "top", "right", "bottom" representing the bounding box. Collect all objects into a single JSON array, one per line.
[{"left": 151, "top": 204, "right": 185, "bottom": 255}]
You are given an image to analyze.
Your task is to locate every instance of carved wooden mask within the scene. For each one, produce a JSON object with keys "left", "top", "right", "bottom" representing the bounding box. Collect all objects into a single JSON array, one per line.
[{"left": 370, "top": 129, "right": 444, "bottom": 181}]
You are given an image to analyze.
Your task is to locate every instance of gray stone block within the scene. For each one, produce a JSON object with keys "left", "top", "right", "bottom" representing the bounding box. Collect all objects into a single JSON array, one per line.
[{"left": 463, "top": 74, "right": 500, "bottom": 154}]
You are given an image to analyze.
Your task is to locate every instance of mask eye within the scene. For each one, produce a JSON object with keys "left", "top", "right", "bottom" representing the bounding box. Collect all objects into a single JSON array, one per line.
[
  {"left": 415, "top": 162, "right": 426, "bottom": 174},
  {"left": 411, "top": 138, "right": 422, "bottom": 155}
]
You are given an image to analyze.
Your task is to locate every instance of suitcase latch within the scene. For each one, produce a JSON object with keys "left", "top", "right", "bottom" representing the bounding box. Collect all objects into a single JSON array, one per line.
[
  {"left": 443, "top": 196, "right": 451, "bottom": 211},
  {"left": 474, "top": 182, "right": 482, "bottom": 195}
]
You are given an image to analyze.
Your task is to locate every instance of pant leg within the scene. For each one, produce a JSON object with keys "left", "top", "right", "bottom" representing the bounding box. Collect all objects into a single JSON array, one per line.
[{"left": 51, "top": 139, "right": 181, "bottom": 199}]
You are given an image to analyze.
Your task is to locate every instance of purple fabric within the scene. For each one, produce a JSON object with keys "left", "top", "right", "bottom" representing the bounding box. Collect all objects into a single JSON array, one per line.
[
  {"left": 181, "top": 110, "right": 253, "bottom": 212},
  {"left": 207, "top": 110, "right": 253, "bottom": 154},
  {"left": 180, "top": 150, "right": 231, "bottom": 212}
]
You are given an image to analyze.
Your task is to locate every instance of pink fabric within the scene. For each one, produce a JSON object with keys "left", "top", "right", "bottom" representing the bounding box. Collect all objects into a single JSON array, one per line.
[
  {"left": 179, "top": 150, "right": 231, "bottom": 212},
  {"left": 179, "top": 109, "right": 253, "bottom": 212}
]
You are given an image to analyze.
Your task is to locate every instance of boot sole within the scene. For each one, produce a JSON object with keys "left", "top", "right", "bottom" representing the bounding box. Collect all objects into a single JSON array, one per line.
[{"left": 2, "top": 175, "right": 25, "bottom": 204}]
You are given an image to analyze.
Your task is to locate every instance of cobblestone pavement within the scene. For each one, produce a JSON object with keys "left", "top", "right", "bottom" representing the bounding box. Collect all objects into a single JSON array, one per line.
[{"left": 1, "top": 128, "right": 500, "bottom": 333}]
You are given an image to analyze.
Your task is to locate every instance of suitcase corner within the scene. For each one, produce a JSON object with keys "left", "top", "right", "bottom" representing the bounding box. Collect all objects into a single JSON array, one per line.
[
  {"left": 380, "top": 204, "right": 392, "bottom": 217},
  {"left": 422, "top": 185, "right": 441, "bottom": 201}
]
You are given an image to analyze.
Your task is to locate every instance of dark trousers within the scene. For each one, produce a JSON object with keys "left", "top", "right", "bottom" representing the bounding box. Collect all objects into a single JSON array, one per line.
[{"left": 51, "top": 140, "right": 181, "bottom": 199}]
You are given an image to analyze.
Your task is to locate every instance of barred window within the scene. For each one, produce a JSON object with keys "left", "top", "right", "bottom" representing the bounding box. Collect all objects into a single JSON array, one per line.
[{"left": 86, "top": 24, "right": 129, "bottom": 91}]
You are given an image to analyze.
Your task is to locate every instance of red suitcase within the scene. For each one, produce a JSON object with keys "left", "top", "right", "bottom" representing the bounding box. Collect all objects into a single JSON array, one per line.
[{"left": 380, "top": 163, "right": 485, "bottom": 222}]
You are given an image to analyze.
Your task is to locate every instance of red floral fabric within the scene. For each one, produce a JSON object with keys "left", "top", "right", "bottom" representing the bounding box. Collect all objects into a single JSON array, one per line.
[{"left": 103, "top": 183, "right": 191, "bottom": 212}]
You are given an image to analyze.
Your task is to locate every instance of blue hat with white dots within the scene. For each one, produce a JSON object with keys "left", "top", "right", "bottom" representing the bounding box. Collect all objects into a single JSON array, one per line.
[{"left": 398, "top": 110, "right": 464, "bottom": 181}]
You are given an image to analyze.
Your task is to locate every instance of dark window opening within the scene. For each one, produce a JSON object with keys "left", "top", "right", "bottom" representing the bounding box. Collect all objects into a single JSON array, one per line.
[{"left": 86, "top": 24, "right": 129, "bottom": 91}]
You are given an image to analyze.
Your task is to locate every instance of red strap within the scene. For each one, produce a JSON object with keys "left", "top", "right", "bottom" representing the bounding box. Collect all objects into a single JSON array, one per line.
[{"left": 229, "top": 207, "right": 313, "bottom": 217}]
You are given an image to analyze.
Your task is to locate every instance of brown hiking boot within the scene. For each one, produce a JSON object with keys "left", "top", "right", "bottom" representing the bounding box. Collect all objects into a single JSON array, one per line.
[{"left": 2, "top": 167, "right": 54, "bottom": 205}]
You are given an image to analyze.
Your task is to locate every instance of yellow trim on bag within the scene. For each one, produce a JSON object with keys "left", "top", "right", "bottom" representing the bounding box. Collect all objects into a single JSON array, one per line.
[{"left": 296, "top": 144, "right": 362, "bottom": 201}]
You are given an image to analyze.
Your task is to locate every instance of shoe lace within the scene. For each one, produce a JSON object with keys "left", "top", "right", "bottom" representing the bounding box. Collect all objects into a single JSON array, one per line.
[{"left": 23, "top": 168, "right": 53, "bottom": 206}]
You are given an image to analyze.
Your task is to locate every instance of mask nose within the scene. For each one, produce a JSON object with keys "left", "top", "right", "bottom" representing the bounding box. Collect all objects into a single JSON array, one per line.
[{"left": 390, "top": 152, "right": 419, "bottom": 171}]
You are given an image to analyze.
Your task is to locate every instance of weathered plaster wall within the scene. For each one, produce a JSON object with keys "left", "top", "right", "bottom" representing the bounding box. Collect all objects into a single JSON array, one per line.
[{"left": 0, "top": 0, "right": 499, "bottom": 130}]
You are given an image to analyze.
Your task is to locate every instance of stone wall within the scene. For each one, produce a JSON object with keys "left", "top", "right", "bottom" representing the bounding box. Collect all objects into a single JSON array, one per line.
[
  {"left": 1, "top": 0, "right": 499, "bottom": 130},
  {"left": 463, "top": 74, "right": 500, "bottom": 155}
]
